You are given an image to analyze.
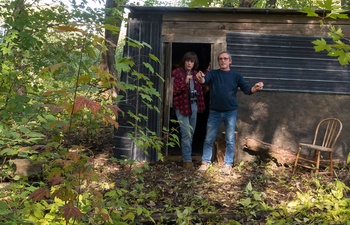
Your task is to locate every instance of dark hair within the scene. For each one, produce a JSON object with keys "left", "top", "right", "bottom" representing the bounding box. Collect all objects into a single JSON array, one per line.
[{"left": 180, "top": 52, "right": 199, "bottom": 70}]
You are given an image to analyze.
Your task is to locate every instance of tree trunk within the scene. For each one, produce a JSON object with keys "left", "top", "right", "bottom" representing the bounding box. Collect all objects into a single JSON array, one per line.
[
  {"left": 239, "top": 0, "right": 254, "bottom": 7},
  {"left": 243, "top": 137, "right": 296, "bottom": 165},
  {"left": 265, "top": 0, "right": 277, "bottom": 8},
  {"left": 102, "top": 0, "right": 126, "bottom": 76}
]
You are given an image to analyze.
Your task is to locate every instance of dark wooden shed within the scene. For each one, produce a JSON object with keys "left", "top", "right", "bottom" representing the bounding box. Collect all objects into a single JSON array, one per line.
[{"left": 114, "top": 6, "right": 350, "bottom": 164}]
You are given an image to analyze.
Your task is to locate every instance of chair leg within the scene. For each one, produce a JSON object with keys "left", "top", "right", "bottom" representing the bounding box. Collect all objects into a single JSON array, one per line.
[
  {"left": 329, "top": 152, "right": 333, "bottom": 177},
  {"left": 315, "top": 150, "right": 321, "bottom": 175},
  {"left": 293, "top": 147, "right": 302, "bottom": 174}
]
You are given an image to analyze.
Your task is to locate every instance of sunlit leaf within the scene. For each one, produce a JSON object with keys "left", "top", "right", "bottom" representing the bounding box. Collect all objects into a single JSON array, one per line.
[
  {"left": 56, "top": 26, "right": 85, "bottom": 34},
  {"left": 33, "top": 203, "right": 44, "bottom": 219},
  {"left": 318, "top": 0, "right": 333, "bottom": 10}
]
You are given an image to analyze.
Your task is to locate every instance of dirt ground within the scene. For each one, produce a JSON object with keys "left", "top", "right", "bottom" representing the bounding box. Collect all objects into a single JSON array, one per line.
[{"left": 94, "top": 148, "right": 350, "bottom": 224}]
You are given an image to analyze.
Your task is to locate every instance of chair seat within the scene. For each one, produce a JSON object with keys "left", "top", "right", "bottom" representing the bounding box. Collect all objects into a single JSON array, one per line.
[{"left": 299, "top": 143, "right": 333, "bottom": 152}]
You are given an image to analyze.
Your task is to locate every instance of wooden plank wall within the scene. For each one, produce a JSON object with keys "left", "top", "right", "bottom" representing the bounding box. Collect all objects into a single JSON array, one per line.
[
  {"left": 162, "top": 12, "right": 350, "bottom": 69},
  {"left": 162, "top": 13, "right": 350, "bottom": 40}
]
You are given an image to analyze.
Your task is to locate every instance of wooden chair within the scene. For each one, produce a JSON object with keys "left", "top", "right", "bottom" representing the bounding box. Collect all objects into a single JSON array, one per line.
[{"left": 293, "top": 118, "right": 342, "bottom": 177}]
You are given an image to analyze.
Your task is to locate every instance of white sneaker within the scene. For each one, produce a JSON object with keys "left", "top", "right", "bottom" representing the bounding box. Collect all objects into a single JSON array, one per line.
[
  {"left": 221, "top": 164, "right": 232, "bottom": 175},
  {"left": 197, "top": 162, "right": 210, "bottom": 173}
]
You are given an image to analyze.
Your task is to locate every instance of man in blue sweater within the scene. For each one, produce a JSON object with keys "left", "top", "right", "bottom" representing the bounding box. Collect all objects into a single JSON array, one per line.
[{"left": 196, "top": 51, "right": 264, "bottom": 175}]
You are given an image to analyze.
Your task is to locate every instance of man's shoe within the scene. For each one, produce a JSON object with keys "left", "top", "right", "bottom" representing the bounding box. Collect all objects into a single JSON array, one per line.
[
  {"left": 221, "top": 164, "right": 232, "bottom": 175},
  {"left": 197, "top": 162, "right": 209, "bottom": 173},
  {"left": 183, "top": 162, "right": 193, "bottom": 168}
]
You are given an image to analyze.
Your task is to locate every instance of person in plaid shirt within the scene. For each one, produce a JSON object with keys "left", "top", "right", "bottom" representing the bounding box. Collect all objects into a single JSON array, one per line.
[{"left": 172, "top": 52, "right": 206, "bottom": 168}]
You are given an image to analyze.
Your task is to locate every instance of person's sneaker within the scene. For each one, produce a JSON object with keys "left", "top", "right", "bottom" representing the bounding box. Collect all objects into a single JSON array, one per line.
[
  {"left": 197, "top": 162, "right": 209, "bottom": 173},
  {"left": 221, "top": 164, "right": 232, "bottom": 175},
  {"left": 183, "top": 162, "right": 193, "bottom": 168}
]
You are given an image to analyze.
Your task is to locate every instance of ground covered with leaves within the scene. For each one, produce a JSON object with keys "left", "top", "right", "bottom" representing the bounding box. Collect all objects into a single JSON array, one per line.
[{"left": 94, "top": 149, "right": 350, "bottom": 225}]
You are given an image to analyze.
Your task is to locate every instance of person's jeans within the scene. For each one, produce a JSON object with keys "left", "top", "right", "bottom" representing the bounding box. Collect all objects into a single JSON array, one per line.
[
  {"left": 202, "top": 110, "right": 238, "bottom": 166},
  {"left": 176, "top": 108, "right": 197, "bottom": 162}
]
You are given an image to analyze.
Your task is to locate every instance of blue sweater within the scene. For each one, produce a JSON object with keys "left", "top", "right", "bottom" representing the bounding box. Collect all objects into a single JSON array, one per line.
[{"left": 204, "top": 69, "right": 252, "bottom": 112}]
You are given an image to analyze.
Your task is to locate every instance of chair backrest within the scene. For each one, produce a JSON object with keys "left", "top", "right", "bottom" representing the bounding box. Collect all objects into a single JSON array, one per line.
[{"left": 312, "top": 118, "right": 342, "bottom": 148}]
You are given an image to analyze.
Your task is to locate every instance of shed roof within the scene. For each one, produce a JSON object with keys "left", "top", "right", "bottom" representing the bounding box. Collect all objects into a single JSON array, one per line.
[{"left": 123, "top": 6, "right": 335, "bottom": 15}]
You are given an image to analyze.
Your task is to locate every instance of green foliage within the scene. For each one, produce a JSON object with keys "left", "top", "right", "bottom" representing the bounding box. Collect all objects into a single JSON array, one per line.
[
  {"left": 0, "top": 149, "right": 151, "bottom": 224},
  {"left": 187, "top": 0, "right": 320, "bottom": 9},
  {"left": 238, "top": 181, "right": 271, "bottom": 219},
  {"left": 266, "top": 179, "right": 350, "bottom": 224},
  {"left": 300, "top": 1, "right": 350, "bottom": 65},
  {"left": 3, "top": 0, "right": 350, "bottom": 224},
  {"left": 0, "top": 0, "right": 175, "bottom": 224}
]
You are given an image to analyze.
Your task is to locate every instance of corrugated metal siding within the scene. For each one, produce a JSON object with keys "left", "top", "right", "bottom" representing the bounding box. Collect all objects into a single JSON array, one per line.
[
  {"left": 227, "top": 32, "right": 350, "bottom": 94},
  {"left": 114, "top": 13, "right": 163, "bottom": 162}
]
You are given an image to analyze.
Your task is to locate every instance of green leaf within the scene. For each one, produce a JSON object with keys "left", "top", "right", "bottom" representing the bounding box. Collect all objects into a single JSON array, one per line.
[
  {"left": 0, "top": 201, "right": 11, "bottom": 215},
  {"left": 246, "top": 181, "right": 253, "bottom": 192},
  {"left": 19, "top": 126, "right": 31, "bottom": 134},
  {"left": 188, "top": 0, "right": 210, "bottom": 7},
  {"left": 143, "top": 62, "right": 154, "bottom": 74},
  {"left": 0, "top": 148, "right": 18, "bottom": 156},
  {"left": 318, "top": 0, "right": 333, "bottom": 10},
  {"left": 140, "top": 93, "right": 152, "bottom": 102},
  {"left": 239, "top": 198, "right": 252, "bottom": 207},
  {"left": 149, "top": 53, "right": 160, "bottom": 63},
  {"left": 33, "top": 203, "right": 44, "bottom": 219},
  {"left": 327, "top": 11, "right": 349, "bottom": 19},
  {"left": 136, "top": 206, "right": 143, "bottom": 216},
  {"left": 101, "top": 24, "right": 120, "bottom": 32},
  {"left": 312, "top": 38, "right": 331, "bottom": 52},
  {"left": 121, "top": 212, "right": 135, "bottom": 221},
  {"left": 328, "top": 27, "right": 343, "bottom": 41},
  {"left": 13, "top": 175, "right": 21, "bottom": 181},
  {"left": 299, "top": 8, "right": 318, "bottom": 17},
  {"left": 253, "top": 192, "right": 262, "bottom": 201},
  {"left": 327, "top": 49, "right": 342, "bottom": 57},
  {"left": 104, "top": 190, "right": 117, "bottom": 197},
  {"left": 337, "top": 52, "right": 349, "bottom": 65},
  {"left": 1, "top": 46, "right": 12, "bottom": 55}
]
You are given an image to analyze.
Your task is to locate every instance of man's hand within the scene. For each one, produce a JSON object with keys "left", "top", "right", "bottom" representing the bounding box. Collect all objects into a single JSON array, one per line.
[
  {"left": 252, "top": 82, "right": 264, "bottom": 93},
  {"left": 196, "top": 71, "right": 205, "bottom": 84}
]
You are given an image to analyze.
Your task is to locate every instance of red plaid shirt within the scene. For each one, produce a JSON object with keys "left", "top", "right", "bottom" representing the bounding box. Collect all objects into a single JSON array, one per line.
[{"left": 172, "top": 67, "right": 205, "bottom": 116}]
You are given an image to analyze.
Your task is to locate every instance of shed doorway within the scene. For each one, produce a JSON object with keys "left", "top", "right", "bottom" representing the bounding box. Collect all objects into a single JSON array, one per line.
[{"left": 168, "top": 43, "right": 211, "bottom": 157}]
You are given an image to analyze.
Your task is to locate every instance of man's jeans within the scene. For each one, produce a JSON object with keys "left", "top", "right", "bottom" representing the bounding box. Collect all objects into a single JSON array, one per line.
[
  {"left": 202, "top": 110, "right": 238, "bottom": 166},
  {"left": 176, "top": 108, "right": 197, "bottom": 162}
]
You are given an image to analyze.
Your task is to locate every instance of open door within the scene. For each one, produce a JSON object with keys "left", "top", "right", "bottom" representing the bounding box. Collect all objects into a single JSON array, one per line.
[{"left": 163, "top": 43, "right": 211, "bottom": 157}]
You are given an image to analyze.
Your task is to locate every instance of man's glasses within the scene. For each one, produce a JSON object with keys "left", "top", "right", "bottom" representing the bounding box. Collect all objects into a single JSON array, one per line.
[{"left": 219, "top": 57, "right": 230, "bottom": 61}]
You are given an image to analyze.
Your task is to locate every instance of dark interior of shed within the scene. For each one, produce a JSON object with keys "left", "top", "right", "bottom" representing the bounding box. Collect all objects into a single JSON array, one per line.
[{"left": 168, "top": 43, "right": 211, "bottom": 157}]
